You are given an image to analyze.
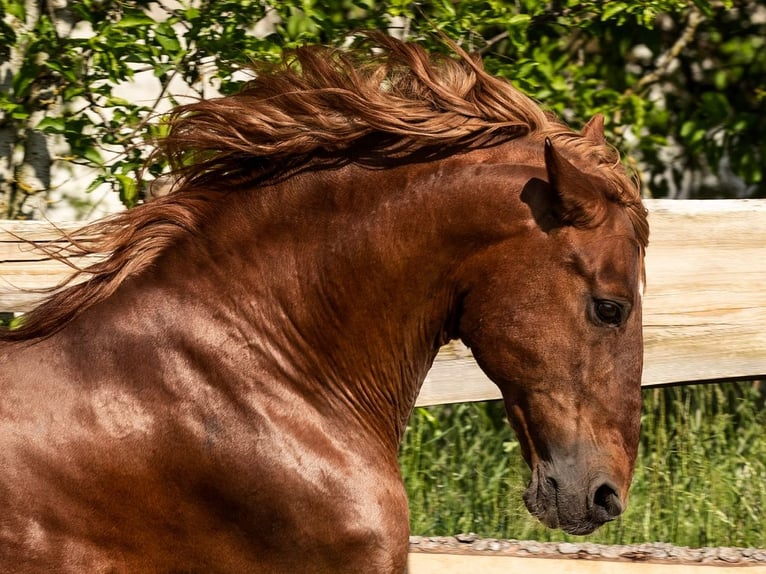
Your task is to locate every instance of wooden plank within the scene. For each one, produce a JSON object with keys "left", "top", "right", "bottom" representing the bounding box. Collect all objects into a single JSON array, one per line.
[
  {"left": 2, "top": 200, "right": 766, "bottom": 403},
  {"left": 0, "top": 219, "right": 84, "bottom": 241},
  {"left": 408, "top": 553, "right": 766, "bottom": 573},
  {"left": 640, "top": 199, "right": 766, "bottom": 386},
  {"left": 0, "top": 221, "right": 97, "bottom": 311}
]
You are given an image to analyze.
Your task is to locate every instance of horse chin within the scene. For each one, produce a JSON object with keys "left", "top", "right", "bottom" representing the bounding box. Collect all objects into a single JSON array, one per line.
[
  {"left": 523, "top": 485, "right": 603, "bottom": 535},
  {"left": 561, "top": 521, "right": 602, "bottom": 536},
  {"left": 522, "top": 469, "right": 605, "bottom": 536}
]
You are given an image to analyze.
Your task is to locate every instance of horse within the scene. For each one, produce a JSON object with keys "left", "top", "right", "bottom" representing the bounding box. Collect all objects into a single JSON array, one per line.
[{"left": 0, "top": 33, "right": 648, "bottom": 573}]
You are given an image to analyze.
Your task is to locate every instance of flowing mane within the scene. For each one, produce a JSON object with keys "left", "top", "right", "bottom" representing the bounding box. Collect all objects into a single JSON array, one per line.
[
  {"left": 157, "top": 32, "right": 550, "bottom": 189},
  {"left": 1, "top": 32, "right": 647, "bottom": 341}
]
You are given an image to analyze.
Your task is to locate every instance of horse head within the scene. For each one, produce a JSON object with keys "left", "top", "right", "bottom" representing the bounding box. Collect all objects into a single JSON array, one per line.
[{"left": 457, "top": 122, "right": 646, "bottom": 535}]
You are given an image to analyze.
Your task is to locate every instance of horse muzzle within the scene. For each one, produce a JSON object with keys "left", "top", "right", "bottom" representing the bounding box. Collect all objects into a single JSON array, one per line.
[{"left": 523, "top": 463, "right": 625, "bottom": 535}]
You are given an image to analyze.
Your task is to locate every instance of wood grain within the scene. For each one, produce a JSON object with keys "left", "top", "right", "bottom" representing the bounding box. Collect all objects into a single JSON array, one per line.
[{"left": 408, "top": 553, "right": 766, "bottom": 574}]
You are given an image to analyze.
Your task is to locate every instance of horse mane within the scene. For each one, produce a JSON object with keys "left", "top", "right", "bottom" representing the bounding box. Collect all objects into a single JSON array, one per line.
[
  {"left": 0, "top": 32, "right": 647, "bottom": 342},
  {"left": 155, "top": 32, "right": 550, "bottom": 189}
]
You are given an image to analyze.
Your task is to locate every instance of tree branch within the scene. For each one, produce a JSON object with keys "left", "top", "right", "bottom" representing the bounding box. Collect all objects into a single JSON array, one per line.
[
  {"left": 632, "top": 6, "right": 705, "bottom": 95},
  {"left": 477, "top": 30, "right": 509, "bottom": 55}
]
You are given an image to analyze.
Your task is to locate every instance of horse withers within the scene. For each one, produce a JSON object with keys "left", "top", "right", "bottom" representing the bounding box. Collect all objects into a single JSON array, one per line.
[{"left": 0, "top": 34, "right": 648, "bottom": 572}]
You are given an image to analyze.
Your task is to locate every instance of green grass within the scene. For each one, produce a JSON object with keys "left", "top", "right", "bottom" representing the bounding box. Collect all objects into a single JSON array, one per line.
[{"left": 400, "top": 381, "right": 766, "bottom": 548}]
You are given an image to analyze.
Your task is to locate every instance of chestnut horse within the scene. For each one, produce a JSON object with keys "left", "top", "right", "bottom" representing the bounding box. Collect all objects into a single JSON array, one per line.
[{"left": 0, "top": 35, "right": 648, "bottom": 573}]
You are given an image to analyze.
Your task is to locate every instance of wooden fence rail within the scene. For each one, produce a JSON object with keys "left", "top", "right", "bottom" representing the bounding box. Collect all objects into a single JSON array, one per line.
[
  {"left": 2, "top": 198, "right": 766, "bottom": 571},
  {"left": 2, "top": 199, "right": 766, "bottom": 406}
]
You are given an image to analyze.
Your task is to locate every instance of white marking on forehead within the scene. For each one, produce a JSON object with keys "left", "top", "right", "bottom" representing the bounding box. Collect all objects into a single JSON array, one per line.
[
  {"left": 92, "top": 389, "right": 154, "bottom": 439},
  {"left": 638, "top": 276, "right": 645, "bottom": 303}
]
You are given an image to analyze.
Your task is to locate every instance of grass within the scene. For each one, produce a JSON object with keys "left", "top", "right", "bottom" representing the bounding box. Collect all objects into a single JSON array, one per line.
[{"left": 399, "top": 381, "right": 766, "bottom": 548}]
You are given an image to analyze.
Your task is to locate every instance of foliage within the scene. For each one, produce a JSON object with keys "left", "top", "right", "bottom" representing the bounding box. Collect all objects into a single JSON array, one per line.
[
  {"left": 400, "top": 381, "right": 766, "bottom": 547},
  {"left": 0, "top": 0, "right": 764, "bottom": 218}
]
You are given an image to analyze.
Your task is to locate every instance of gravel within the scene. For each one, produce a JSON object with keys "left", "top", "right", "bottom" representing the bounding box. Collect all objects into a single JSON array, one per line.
[{"left": 409, "top": 535, "right": 766, "bottom": 565}]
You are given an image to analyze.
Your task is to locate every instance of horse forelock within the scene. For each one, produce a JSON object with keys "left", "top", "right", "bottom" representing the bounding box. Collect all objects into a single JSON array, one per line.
[{"left": 544, "top": 132, "right": 649, "bottom": 252}]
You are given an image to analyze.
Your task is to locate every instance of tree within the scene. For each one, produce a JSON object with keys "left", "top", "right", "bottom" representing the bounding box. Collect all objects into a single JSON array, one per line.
[{"left": 1, "top": 0, "right": 763, "bottom": 220}]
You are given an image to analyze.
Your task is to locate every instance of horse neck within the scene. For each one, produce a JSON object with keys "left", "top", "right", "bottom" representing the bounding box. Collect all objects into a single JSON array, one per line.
[{"left": 147, "top": 153, "right": 526, "bottom": 450}]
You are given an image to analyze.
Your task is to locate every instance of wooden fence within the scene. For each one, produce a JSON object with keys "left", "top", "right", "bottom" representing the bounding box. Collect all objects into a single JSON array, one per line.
[{"left": 2, "top": 198, "right": 766, "bottom": 571}]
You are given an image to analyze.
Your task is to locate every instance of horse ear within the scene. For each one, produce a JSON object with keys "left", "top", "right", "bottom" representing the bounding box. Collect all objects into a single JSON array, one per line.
[
  {"left": 544, "top": 137, "right": 605, "bottom": 227},
  {"left": 581, "top": 114, "right": 606, "bottom": 146}
]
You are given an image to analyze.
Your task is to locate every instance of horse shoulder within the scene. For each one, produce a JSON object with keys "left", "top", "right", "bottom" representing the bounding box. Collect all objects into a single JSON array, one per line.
[{"left": 0, "top": 332, "right": 410, "bottom": 572}]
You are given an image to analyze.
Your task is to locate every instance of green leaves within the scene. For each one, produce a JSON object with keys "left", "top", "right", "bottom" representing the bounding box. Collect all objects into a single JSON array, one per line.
[
  {"left": 1, "top": 0, "right": 763, "bottom": 218},
  {"left": 153, "top": 21, "right": 181, "bottom": 53},
  {"left": 112, "top": 13, "right": 155, "bottom": 28},
  {"left": 35, "top": 117, "right": 66, "bottom": 133}
]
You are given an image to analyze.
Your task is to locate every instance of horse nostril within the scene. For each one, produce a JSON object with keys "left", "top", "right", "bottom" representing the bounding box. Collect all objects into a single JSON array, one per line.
[{"left": 593, "top": 482, "right": 622, "bottom": 520}]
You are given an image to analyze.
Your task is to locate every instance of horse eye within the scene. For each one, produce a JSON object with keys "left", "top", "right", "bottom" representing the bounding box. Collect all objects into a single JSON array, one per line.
[{"left": 593, "top": 300, "right": 624, "bottom": 326}]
